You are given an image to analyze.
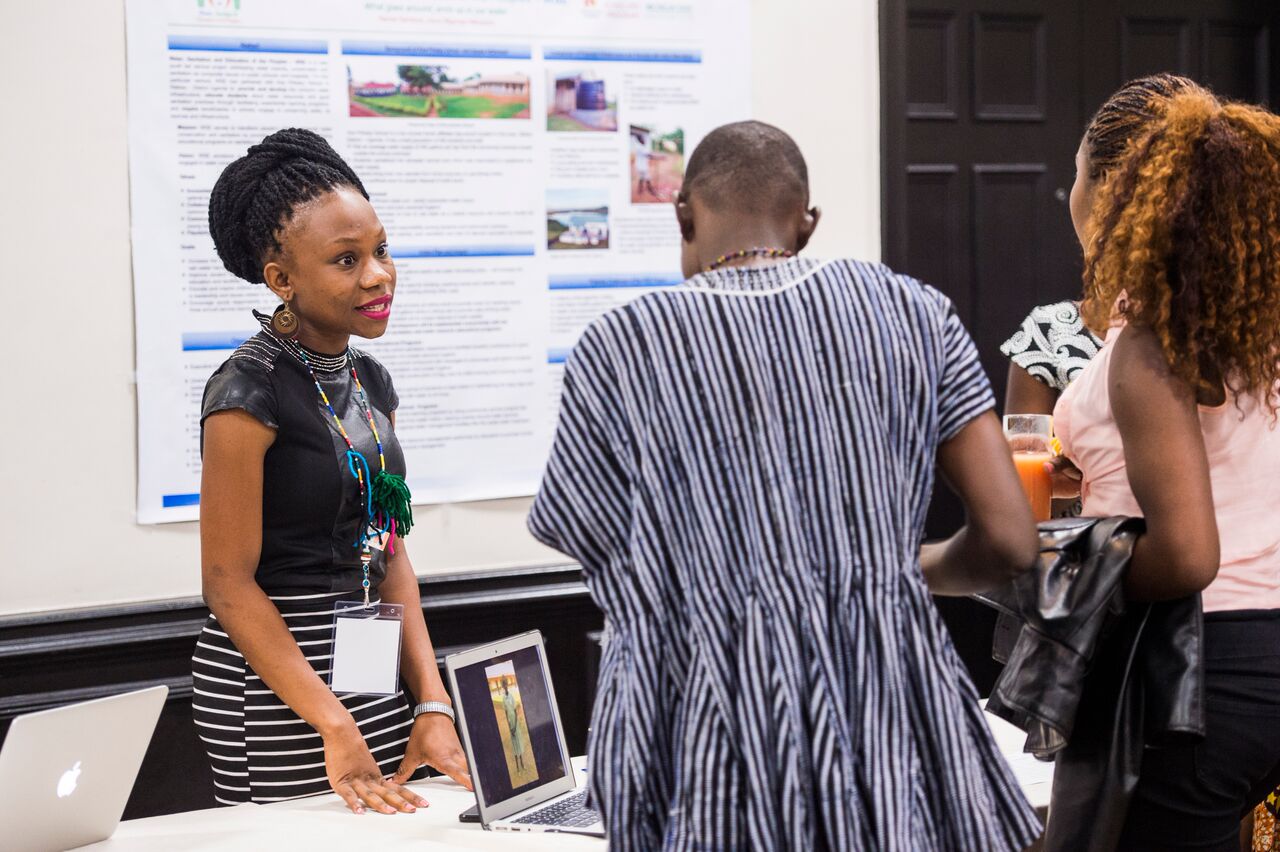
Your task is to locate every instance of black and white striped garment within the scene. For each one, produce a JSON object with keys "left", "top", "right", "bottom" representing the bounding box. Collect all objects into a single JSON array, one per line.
[
  {"left": 529, "top": 257, "right": 1041, "bottom": 851},
  {"left": 191, "top": 590, "right": 419, "bottom": 805}
]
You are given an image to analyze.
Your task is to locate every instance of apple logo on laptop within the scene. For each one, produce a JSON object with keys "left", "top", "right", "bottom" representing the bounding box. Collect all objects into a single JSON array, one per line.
[{"left": 57, "top": 761, "right": 82, "bottom": 798}]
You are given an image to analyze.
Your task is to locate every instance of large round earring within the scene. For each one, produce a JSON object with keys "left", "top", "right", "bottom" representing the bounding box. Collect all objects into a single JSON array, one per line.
[{"left": 271, "top": 300, "right": 299, "bottom": 338}]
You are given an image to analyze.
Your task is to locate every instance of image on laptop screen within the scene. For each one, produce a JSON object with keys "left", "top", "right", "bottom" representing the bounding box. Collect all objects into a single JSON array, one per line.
[{"left": 452, "top": 644, "right": 568, "bottom": 806}]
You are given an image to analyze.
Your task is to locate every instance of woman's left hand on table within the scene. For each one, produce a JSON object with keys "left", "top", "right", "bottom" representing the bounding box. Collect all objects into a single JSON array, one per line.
[{"left": 393, "top": 712, "right": 474, "bottom": 791}]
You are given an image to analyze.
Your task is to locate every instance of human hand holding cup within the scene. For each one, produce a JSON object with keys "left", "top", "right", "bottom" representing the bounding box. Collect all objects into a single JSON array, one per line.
[{"left": 1003, "top": 414, "right": 1054, "bottom": 522}]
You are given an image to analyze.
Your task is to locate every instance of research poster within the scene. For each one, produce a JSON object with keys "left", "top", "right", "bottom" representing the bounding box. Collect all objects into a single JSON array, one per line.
[{"left": 126, "top": 0, "right": 751, "bottom": 523}]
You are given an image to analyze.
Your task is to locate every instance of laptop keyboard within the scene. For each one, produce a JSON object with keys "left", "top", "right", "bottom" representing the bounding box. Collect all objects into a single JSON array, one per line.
[{"left": 512, "top": 790, "right": 600, "bottom": 827}]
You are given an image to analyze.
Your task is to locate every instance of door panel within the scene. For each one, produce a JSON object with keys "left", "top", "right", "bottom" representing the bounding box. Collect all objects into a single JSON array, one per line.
[
  {"left": 973, "top": 13, "right": 1049, "bottom": 121},
  {"left": 1120, "top": 18, "right": 1193, "bottom": 80},
  {"left": 970, "top": 164, "right": 1051, "bottom": 357},
  {"left": 905, "top": 166, "right": 965, "bottom": 312},
  {"left": 907, "top": 11, "right": 961, "bottom": 119},
  {"left": 1204, "top": 21, "right": 1269, "bottom": 102}
]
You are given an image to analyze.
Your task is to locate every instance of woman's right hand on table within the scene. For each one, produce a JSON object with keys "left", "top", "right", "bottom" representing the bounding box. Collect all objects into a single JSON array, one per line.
[
  {"left": 324, "top": 722, "right": 430, "bottom": 815},
  {"left": 1045, "top": 455, "right": 1083, "bottom": 499}
]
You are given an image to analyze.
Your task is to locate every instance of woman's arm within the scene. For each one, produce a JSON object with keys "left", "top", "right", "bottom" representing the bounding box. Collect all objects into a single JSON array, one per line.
[
  {"left": 379, "top": 539, "right": 472, "bottom": 789},
  {"left": 1004, "top": 363, "right": 1059, "bottom": 416},
  {"left": 1109, "top": 327, "right": 1220, "bottom": 600},
  {"left": 920, "top": 411, "right": 1039, "bottom": 595},
  {"left": 201, "top": 409, "right": 426, "bottom": 815}
]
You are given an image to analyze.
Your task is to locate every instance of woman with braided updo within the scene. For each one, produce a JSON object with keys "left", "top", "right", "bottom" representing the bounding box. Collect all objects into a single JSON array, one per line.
[
  {"left": 194, "top": 128, "right": 471, "bottom": 814},
  {"left": 1052, "top": 88, "right": 1280, "bottom": 849}
]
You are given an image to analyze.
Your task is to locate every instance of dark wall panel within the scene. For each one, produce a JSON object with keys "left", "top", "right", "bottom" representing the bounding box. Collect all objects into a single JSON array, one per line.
[
  {"left": 1204, "top": 21, "right": 1269, "bottom": 103},
  {"left": 970, "top": 164, "right": 1049, "bottom": 378},
  {"left": 974, "top": 13, "right": 1048, "bottom": 121},
  {"left": 1121, "top": 17, "right": 1193, "bottom": 80},
  {"left": 905, "top": 165, "right": 967, "bottom": 320},
  {"left": 908, "top": 11, "right": 960, "bottom": 119},
  {"left": 0, "top": 566, "right": 603, "bottom": 820}
]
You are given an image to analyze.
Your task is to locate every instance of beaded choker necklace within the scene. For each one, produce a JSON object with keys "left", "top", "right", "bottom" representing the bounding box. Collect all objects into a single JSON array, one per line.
[
  {"left": 703, "top": 246, "right": 795, "bottom": 273},
  {"left": 285, "top": 340, "right": 347, "bottom": 373},
  {"left": 255, "top": 311, "right": 349, "bottom": 372},
  {"left": 289, "top": 340, "right": 414, "bottom": 605}
]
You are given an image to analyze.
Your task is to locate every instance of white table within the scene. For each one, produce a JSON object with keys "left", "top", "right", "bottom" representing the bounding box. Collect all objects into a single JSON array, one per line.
[
  {"left": 88, "top": 759, "right": 602, "bottom": 851},
  {"left": 92, "top": 712, "right": 1051, "bottom": 850},
  {"left": 983, "top": 706, "right": 1054, "bottom": 817}
]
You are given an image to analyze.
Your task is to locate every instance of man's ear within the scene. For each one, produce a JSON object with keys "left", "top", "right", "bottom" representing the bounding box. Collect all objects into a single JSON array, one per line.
[
  {"left": 263, "top": 260, "right": 293, "bottom": 303},
  {"left": 675, "top": 196, "right": 695, "bottom": 243},
  {"left": 796, "top": 205, "right": 821, "bottom": 252}
]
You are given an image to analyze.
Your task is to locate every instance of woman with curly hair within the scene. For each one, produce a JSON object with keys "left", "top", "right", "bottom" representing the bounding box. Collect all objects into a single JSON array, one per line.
[
  {"left": 1053, "top": 86, "right": 1280, "bottom": 849},
  {"left": 1002, "top": 75, "right": 1198, "bottom": 417},
  {"left": 1000, "top": 73, "right": 1199, "bottom": 519}
]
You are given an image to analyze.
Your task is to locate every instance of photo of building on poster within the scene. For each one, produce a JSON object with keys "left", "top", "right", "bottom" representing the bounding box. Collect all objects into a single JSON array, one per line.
[
  {"left": 630, "top": 125, "right": 684, "bottom": 203},
  {"left": 347, "top": 59, "right": 530, "bottom": 119},
  {"left": 546, "top": 69, "right": 618, "bottom": 131},
  {"left": 547, "top": 188, "right": 610, "bottom": 250},
  {"left": 484, "top": 661, "right": 539, "bottom": 789}
]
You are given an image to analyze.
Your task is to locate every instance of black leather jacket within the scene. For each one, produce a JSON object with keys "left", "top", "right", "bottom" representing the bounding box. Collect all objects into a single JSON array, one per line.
[{"left": 977, "top": 516, "right": 1204, "bottom": 852}]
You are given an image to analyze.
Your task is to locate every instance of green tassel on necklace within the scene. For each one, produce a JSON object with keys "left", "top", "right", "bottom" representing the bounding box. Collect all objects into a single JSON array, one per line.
[
  {"left": 372, "top": 469, "right": 414, "bottom": 537},
  {"left": 294, "top": 344, "right": 414, "bottom": 543}
]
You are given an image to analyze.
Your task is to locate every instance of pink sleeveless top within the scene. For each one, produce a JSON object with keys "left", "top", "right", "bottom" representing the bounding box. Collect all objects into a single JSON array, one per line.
[{"left": 1054, "top": 326, "right": 1280, "bottom": 612}]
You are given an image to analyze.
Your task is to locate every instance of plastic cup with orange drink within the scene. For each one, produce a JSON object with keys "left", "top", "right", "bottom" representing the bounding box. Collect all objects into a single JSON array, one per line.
[{"left": 1003, "top": 414, "right": 1054, "bottom": 522}]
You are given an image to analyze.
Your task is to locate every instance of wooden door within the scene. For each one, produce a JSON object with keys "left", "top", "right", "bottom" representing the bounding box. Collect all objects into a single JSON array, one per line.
[
  {"left": 881, "top": 0, "right": 1280, "bottom": 690},
  {"left": 883, "top": 0, "right": 1280, "bottom": 518}
]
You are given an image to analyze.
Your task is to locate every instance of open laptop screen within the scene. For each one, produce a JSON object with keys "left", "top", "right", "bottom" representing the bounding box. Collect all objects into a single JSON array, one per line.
[{"left": 452, "top": 644, "right": 568, "bottom": 807}]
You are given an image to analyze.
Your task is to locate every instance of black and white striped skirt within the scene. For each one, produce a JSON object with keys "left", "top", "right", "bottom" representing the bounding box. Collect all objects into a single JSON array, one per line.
[{"left": 191, "top": 590, "right": 419, "bottom": 805}]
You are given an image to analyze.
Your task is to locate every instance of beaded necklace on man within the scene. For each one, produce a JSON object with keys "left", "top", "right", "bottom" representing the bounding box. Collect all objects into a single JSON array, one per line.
[
  {"left": 703, "top": 246, "right": 795, "bottom": 273},
  {"left": 280, "top": 335, "right": 414, "bottom": 605}
]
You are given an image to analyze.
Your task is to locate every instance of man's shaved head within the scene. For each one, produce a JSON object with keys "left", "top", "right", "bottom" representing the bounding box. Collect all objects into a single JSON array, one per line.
[{"left": 681, "top": 121, "right": 810, "bottom": 216}]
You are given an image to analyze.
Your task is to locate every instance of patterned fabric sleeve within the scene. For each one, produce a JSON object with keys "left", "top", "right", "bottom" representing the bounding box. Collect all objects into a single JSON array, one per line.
[
  {"left": 201, "top": 357, "right": 279, "bottom": 430},
  {"left": 1000, "top": 301, "right": 1103, "bottom": 391},
  {"left": 929, "top": 289, "right": 997, "bottom": 442},
  {"left": 527, "top": 320, "right": 632, "bottom": 572}
]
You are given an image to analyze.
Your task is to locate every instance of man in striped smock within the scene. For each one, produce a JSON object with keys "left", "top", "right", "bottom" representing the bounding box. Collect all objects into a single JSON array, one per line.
[{"left": 529, "top": 122, "right": 1043, "bottom": 851}]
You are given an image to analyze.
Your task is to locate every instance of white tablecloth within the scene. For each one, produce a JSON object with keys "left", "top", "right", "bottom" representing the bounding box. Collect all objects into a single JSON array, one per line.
[
  {"left": 90, "top": 711, "right": 1052, "bottom": 850},
  {"left": 88, "top": 759, "right": 602, "bottom": 851}
]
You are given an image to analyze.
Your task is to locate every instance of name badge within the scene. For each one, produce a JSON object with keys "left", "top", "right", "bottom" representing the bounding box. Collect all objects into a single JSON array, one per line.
[{"left": 329, "top": 601, "right": 403, "bottom": 695}]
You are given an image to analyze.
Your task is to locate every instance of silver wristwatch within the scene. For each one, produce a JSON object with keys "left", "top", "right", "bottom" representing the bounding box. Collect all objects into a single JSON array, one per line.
[{"left": 412, "top": 700, "right": 455, "bottom": 722}]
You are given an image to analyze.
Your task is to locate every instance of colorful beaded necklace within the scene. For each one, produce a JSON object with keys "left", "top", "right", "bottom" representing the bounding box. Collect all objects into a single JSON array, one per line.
[
  {"left": 295, "top": 347, "right": 415, "bottom": 605},
  {"left": 704, "top": 246, "right": 795, "bottom": 273}
]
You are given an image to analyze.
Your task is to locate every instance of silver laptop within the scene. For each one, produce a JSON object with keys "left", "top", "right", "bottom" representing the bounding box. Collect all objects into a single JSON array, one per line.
[
  {"left": 0, "top": 685, "right": 168, "bottom": 852},
  {"left": 446, "top": 631, "right": 604, "bottom": 836}
]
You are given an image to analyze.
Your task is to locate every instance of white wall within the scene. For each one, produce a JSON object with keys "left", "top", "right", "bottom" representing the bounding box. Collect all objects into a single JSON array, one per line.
[
  {"left": 752, "top": 0, "right": 882, "bottom": 261},
  {"left": 0, "top": 0, "right": 879, "bottom": 616}
]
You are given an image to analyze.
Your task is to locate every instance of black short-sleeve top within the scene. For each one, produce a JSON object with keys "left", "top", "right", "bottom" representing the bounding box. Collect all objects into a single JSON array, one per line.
[{"left": 200, "top": 316, "right": 406, "bottom": 595}]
